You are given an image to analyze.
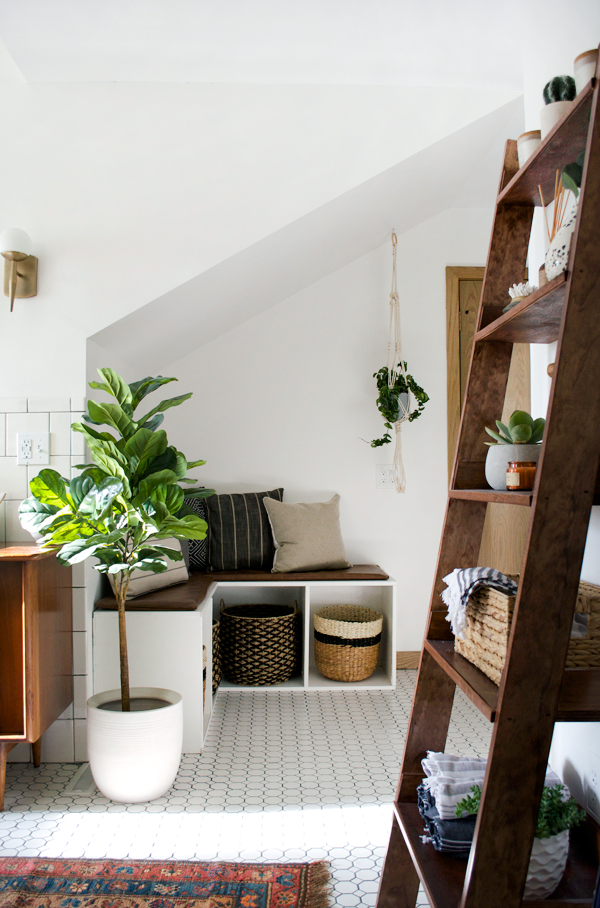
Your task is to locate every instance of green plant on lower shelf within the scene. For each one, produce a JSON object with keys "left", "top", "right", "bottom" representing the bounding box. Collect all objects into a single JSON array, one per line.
[
  {"left": 562, "top": 150, "right": 585, "bottom": 197},
  {"left": 369, "top": 364, "right": 429, "bottom": 448},
  {"left": 485, "top": 410, "right": 545, "bottom": 446},
  {"left": 455, "top": 783, "right": 586, "bottom": 838}
]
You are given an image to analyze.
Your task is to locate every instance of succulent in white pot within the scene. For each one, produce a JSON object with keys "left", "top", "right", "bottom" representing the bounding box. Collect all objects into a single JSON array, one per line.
[
  {"left": 456, "top": 783, "right": 585, "bottom": 900},
  {"left": 484, "top": 410, "right": 545, "bottom": 491}
]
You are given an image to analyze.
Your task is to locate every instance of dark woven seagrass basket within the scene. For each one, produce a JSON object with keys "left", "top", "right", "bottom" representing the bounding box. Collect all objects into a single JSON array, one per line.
[
  {"left": 220, "top": 600, "right": 299, "bottom": 685},
  {"left": 212, "top": 619, "right": 222, "bottom": 695}
]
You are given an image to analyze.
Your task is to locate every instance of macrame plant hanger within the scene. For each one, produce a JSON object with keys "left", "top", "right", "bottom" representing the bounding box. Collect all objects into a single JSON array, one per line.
[{"left": 387, "top": 232, "right": 411, "bottom": 493}]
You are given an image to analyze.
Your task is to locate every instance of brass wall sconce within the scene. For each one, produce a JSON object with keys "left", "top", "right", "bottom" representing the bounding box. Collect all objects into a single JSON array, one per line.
[{"left": 0, "top": 228, "right": 37, "bottom": 312}]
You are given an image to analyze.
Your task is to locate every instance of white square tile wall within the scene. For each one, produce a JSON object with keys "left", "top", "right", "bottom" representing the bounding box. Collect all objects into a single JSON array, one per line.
[
  {"left": 0, "top": 675, "right": 493, "bottom": 908},
  {"left": 1, "top": 397, "right": 88, "bottom": 765}
]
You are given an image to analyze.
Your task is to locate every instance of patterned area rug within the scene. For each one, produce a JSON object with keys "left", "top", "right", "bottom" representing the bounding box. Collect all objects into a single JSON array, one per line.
[{"left": 0, "top": 857, "right": 331, "bottom": 907}]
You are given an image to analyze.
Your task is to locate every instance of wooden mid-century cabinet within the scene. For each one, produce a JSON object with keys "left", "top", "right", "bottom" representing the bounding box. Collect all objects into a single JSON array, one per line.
[{"left": 0, "top": 545, "right": 72, "bottom": 810}]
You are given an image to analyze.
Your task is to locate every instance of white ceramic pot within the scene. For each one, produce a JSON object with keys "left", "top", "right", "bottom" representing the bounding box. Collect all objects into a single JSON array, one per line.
[
  {"left": 524, "top": 830, "right": 569, "bottom": 899},
  {"left": 485, "top": 444, "right": 541, "bottom": 491},
  {"left": 517, "top": 130, "right": 541, "bottom": 168},
  {"left": 540, "top": 101, "right": 573, "bottom": 139},
  {"left": 574, "top": 49, "right": 598, "bottom": 94},
  {"left": 545, "top": 200, "right": 578, "bottom": 282},
  {"left": 87, "top": 687, "right": 183, "bottom": 803}
]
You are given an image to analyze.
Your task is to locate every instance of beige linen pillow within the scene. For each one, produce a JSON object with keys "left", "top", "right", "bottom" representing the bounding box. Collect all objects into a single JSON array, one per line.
[
  {"left": 108, "top": 538, "right": 189, "bottom": 599},
  {"left": 263, "top": 494, "right": 352, "bottom": 573}
]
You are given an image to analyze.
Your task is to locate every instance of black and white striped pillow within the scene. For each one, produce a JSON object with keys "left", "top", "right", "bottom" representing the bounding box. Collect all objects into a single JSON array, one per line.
[
  {"left": 205, "top": 488, "right": 284, "bottom": 572},
  {"left": 183, "top": 496, "right": 208, "bottom": 570}
]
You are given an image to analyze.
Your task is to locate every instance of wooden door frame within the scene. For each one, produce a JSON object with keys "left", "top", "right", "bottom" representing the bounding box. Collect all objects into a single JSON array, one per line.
[{"left": 446, "top": 266, "right": 485, "bottom": 481}]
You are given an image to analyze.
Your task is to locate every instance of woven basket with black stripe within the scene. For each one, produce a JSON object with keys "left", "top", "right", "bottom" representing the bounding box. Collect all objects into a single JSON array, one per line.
[
  {"left": 314, "top": 605, "right": 383, "bottom": 682},
  {"left": 220, "top": 600, "right": 299, "bottom": 685}
]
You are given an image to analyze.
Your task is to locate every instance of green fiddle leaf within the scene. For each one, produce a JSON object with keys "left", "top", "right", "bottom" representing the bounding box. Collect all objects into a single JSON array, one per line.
[
  {"left": 137, "top": 393, "right": 193, "bottom": 427},
  {"left": 183, "top": 486, "right": 215, "bottom": 498},
  {"left": 150, "top": 483, "right": 184, "bottom": 516},
  {"left": 132, "top": 469, "right": 179, "bottom": 506},
  {"left": 79, "top": 477, "right": 124, "bottom": 519},
  {"left": 187, "top": 458, "right": 207, "bottom": 469},
  {"left": 93, "top": 367, "right": 133, "bottom": 408},
  {"left": 138, "top": 413, "right": 164, "bottom": 432},
  {"left": 124, "top": 428, "right": 168, "bottom": 476},
  {"left": 87, "top": 400, "right": 136, "bottom": 439},
  {"left": 128, "top": 375, "right": 178, "bottom": 411},
  {"left": 30, "top": 470, "right": 71, "bottom": 507},
  {"left": 139, "top": 544, "right": 183, "bottom": 561},
  {"left": 154, "top": 514, "right": 208, "bottom": 539},
  {"left": 69, "top": 475, "right": 97, "bottom": 508},
  {"left": 19, "top": 497, "right": 61, "bottom": 534}
]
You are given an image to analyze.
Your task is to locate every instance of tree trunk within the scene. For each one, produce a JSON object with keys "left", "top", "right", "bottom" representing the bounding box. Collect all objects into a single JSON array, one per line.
[{"left": 116, "top": 575, "right": 131, "bottom": 712}]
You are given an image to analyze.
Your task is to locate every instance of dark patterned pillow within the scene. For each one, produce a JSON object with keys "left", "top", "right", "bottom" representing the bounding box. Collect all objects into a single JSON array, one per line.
[
  {"left": 183, "top": 496, "right": 208, "bottom": 570},
  {"left": 205, "top": 488, "right": 284, "bottom": 572}
]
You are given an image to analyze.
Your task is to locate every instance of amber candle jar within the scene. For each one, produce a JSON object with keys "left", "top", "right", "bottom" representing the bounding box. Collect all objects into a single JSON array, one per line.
[{"left": 506, "top": 461, "right": 537, "bottom": 491}]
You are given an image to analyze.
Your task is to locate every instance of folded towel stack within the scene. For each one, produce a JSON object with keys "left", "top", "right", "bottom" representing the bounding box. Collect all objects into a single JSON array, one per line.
[
  {"left": 441, "top": 567, "right": 518, "bottom": 639},
  {"left": 417, "top": 752, "right": 566, "bottom": 858}
]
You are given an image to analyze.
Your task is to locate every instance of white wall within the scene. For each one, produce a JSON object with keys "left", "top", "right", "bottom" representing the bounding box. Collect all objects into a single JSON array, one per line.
[
  {"left": 161, "top": 207, "right": 493, "bottom": 651},
  {"left": 0, "top": 80, "right": 518, "bottom": 398},
  {"left": 518, "top": 0, "right": 600, "bottom": 798}
]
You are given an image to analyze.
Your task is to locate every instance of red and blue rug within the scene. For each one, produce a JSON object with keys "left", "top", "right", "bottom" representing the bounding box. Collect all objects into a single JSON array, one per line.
[{"left": 0, "top": 857, "right": 330, "bottom": 907}]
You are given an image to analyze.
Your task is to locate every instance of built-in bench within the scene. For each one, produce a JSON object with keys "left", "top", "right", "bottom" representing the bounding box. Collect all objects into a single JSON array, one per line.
[{"left": 93, "top": 564, "right": 396, "bottom": 753}]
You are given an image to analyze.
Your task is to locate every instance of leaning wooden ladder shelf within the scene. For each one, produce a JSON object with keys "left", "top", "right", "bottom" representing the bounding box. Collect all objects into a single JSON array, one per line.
[{"left": 376, "top": 60, "right": 600, "bottom": 908}]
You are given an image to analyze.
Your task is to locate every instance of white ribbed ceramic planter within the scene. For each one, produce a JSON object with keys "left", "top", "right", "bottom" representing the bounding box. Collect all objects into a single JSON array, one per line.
[
  {"left": 485, "top": 444, "right": 541, "bottom": 491},
  {"left": 524, "top": 830, "right": 569, "bottom": 899},
  {"left": 540, "top": 101, "right": 573, "bottom": 139},
  {"left": 87, "top": 687, "right": 183, "bottom": 803}
]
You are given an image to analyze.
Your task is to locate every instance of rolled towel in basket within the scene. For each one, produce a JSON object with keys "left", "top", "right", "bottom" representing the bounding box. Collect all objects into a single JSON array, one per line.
[{"left": 441, "top": 568, "right": 518, "bottom": 639}]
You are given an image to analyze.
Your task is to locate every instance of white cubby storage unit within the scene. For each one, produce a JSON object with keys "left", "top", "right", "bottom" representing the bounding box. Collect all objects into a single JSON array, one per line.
[{"left": 93, "top": 573, "right": 396, "bottom": 752}]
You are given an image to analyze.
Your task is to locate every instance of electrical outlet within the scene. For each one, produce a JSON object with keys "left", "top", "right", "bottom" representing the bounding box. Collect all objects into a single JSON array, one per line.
[
  {"left": 586, "top": 751, "right": 600, "bottom": 823},
  {"left": 376, "top": 465, "right": 395, "bottom": 489},
  {"left": 16, "top": 433, "right": 50, "bottom": 466}
]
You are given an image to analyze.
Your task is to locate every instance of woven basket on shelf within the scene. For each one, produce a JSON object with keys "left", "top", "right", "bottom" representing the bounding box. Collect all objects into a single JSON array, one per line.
[
  {"left": 220, "top": 600, "right": 298, "bottom": 686},
  {"left": 314, "top": 605, "right": 383, "bottom": 682},
  {"left": 455, "top": 578, "right": 600, "bottom": 685},
  {"left": 212, "top": 619, "right": 221, "bottom": 695}
]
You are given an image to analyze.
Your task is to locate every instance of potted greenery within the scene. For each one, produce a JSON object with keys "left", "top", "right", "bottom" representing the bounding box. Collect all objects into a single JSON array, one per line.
[
  {"left": 19, "top": 368, "right": 213, "bottom": 803},
  {"left": 456, "top": 783, "right": 585, "bottom": 899},
  {"left": 540, "top": 75, "right": 577, "bottom": 139},
  {"left": 484, "top": 410, "right": 545, "bottom": 491}
]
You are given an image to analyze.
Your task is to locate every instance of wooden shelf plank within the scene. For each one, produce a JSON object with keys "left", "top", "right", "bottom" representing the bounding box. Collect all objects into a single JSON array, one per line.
[
  {"left": 395, "top": 803, "right": 599, "bottom": 908},
  {"left": 499, "top": 82, "right": 594, "bottom": 207},
  {"left": 449, "top": 489, "right": 533, "bottom": 506},
  {"left": 425, "top": 640, "right": 498, "bottom": 720},
  {"left": 475, "top": 273, "right": 567, "bottom": 345},
  {"left": 426, "top": 641, "right": 600, "bottom": 723}
]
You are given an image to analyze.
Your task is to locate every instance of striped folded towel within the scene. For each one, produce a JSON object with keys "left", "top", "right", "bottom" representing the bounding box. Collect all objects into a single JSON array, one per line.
[{"left": 441, "top": 567, "right": 518, "bottom": 639}]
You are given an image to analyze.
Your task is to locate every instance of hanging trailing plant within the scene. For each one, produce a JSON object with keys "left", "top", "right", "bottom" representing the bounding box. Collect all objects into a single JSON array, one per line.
[{"left": 370, "top": 363, "right": 429, "bottom": 448}]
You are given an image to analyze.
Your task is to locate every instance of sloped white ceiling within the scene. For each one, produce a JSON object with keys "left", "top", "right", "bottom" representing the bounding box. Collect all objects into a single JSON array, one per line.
[
  {"left": 0, "top": 0, "right": 522, "bottom": 87},
  {"left": 89, "top": 98, "right": 523, "bottom": 377}
]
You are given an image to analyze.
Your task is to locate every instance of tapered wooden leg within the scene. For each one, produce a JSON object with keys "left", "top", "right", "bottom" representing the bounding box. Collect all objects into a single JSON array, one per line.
[
  {"left": 376, "top": 814, "right": 420, "bottom": 908},
  {"left": 0, "top": 742, "right": 17, "bottom": 811},
  {"left": 32, "top": 736, "right": 42, "bottom": 768}
]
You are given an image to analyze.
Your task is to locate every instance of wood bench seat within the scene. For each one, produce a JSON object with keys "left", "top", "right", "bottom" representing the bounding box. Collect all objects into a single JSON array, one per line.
[{"left": 95, "top": 564, "right": 390, "bottom": 611}]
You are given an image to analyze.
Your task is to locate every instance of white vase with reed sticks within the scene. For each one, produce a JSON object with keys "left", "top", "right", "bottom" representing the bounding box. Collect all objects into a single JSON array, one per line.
[{"left": 539, "top": 172, "right": 578, "bottom": 282}]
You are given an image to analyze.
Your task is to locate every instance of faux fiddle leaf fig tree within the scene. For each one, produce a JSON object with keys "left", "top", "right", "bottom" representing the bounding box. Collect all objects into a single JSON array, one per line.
[{"left": 19, "top": 369, "right": 214, "bottom": 712}]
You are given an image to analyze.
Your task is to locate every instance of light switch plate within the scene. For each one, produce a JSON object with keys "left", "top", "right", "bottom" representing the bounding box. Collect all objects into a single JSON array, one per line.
[{"left": 17, "top": 432, "right": 50, "bottom": 465}]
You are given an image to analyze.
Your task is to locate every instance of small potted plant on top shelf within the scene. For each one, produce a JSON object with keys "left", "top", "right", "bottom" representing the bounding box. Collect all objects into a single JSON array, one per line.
[
  {"left": 540, "top": 75, "right": 577, "bottom": 139},
  {"left": 456, "top": 783, "right": 585, "bottom": 899},
  {"left": 484, "top": 410, "right": 545, "bottom": 491}
]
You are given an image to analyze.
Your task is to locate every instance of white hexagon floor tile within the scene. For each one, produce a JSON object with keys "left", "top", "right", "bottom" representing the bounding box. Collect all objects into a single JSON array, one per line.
[{"left": 1, "top": 671, "right": 492, "bottom": 907}]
